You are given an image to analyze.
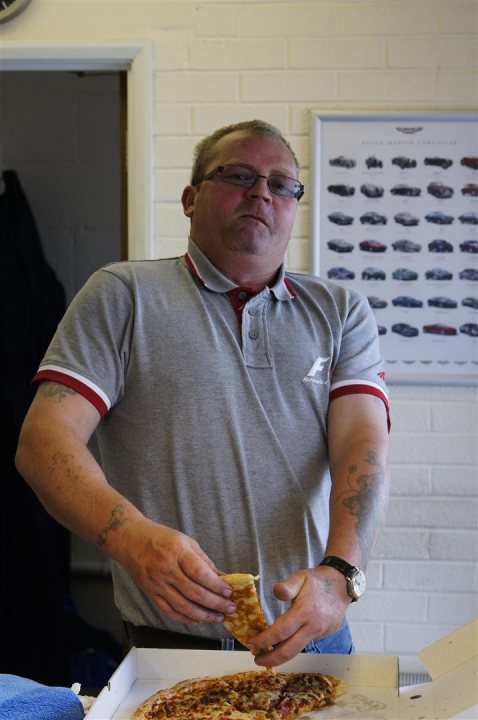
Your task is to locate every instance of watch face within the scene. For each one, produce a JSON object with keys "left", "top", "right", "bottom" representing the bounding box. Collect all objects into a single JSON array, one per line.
[{"left": 351, "top": 569, "right": 366, "bottom": 598}]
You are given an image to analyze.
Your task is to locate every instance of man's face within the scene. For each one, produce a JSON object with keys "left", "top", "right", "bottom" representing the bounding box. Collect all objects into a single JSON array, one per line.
[{"left": 182, "top": 131, "right": 300, "bottom": 277}]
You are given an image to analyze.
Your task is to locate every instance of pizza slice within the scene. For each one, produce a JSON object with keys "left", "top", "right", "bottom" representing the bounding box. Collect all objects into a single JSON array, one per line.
[
  {"left": 221, "top": 573, "right": 273, "bottom": 654},
  {"left": 131, "top": 675, "right": 234, "bottom": 720},
  {"left": 131, "top": 669, "right": 346, "bottom": 720}
]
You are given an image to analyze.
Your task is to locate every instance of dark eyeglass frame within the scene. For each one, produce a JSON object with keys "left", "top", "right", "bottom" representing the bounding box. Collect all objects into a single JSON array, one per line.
[{"left": 200, "top": 164, "right": 304, "bottom": 201}]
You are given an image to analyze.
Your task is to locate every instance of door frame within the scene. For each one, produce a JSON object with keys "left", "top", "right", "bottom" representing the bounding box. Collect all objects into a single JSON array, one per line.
[{"left": 0, "top": 41, "right": 154, "bottom": 260}]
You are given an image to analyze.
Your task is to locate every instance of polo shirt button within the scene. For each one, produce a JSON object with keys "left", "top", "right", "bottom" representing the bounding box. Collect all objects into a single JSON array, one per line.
[
  {"left": 248, "top": 329, "right": 259, "bottom": 340},
  {"left": 237, "top": 291, "right": 248, "bottom": 301},
  {"left": 248, "top": 307, "right": 256, "bottom": 316}
]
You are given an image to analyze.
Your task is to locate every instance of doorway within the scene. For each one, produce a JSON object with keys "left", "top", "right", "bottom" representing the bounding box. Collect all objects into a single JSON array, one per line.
[
  {"left": 0, "top": 66, "right": 128, "bottom": 684},
  {"left": 0, "top": 69, "right": 125, "bottom": 302},
  {"left": 0, "top": 41, "right": 152, "bottom": 684}
]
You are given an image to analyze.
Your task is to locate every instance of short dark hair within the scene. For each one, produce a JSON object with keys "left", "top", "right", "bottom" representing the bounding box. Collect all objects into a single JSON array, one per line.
[{"left": 190, "top": 120, "right": 300, "bottom": 186}]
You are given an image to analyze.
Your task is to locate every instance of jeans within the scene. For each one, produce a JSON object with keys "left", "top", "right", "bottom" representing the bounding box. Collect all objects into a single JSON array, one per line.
[{"left": 303, "top": 620, "right": 355, "bottom": 654}]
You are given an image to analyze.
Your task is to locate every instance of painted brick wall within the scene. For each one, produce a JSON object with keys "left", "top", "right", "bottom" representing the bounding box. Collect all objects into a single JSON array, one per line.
[{"left": 3, "top": 0, "right": 477, "bottom": 671}]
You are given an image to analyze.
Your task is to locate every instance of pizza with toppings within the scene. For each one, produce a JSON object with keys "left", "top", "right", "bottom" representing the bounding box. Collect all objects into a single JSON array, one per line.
[
  {"left": 221, "top": 573, "right": 272, "bottom": 654},
  {"left": 131, "top": 668, "right": 346, "bottom": 719}
]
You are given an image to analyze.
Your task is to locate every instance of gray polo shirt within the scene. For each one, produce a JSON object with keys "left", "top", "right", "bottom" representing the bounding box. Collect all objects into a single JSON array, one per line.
[{"left": 36, "top": 238, "right": 389, "bottom": 638}]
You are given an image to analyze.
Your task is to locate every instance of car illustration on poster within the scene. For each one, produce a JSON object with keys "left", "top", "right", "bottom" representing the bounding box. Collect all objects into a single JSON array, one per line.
[
  {"left": 362, "top": 267, "right": 386, "bottom": 280},
  {"left": 329, "top": 156, "right": 356, "bottom": 168},
  {"left": 460, "top": 323, "right": 478, "bottom": 336},
  {"left": 390, "top": 184, "right": 421, "bottom": 197},
  {"left": 366, "top": 156, "right": 383, "bottom": 169},
  {"left": 461, "top": 156, "right": 478, "bottom": 169},
  {"left": 459, "top": 268, "right": 478, "bottom": 281},
  {"left": 328, "top": 211, "right": 354, "bottom": 225},
  {"left": 368, "top": 296, "right": 388, "bottom": 309},
  {"left": 427, "top": 182, "right": 454, "bottom": 198},
  {"left": 423, "top": 324, "right": 458, "bottom": 336},
  {"left": 392, "top": 156, "right": 417, "bottom": 169},
  {"left": 392, "top": 296, "right": 423, "bottom": 308},
  {"left": 459, "top": 240, "right": 478, "bottom": 253},
  {"left": 360, "top": 211, "right": 387, "bottom": 225},
  {"left": 327, "top": 184, "right": 355, "bottom": 196},
  {"left": 458, "top": 212, "right": 478, "bottom": 225},
  {"left": 428, "top": 239, "right": 453, "bottom": 253},
  {"left": 462, "top": 296, "right": 478, "bottom": 309},
  {"left": 424, "top": 157, "right": 453, "bottom": 169},
  {"left": 359, "top": 239, "right": 387, "bottom": 252},
  {"left": 327, "top": 267, "right": 355, "bottom": 280},
  {"left": 428, "top": 297, "right": 458, "bottom": 309},
  {"left": 392, "top": 268, "right": 419, "bottom": 281},
  {"left": 392, "top": 239, "right": 422, "bottom": 253},
  {"left": 327, "top": 239, "right": 354, "bottom": 253},
  {"left": 392, "top": 323, "right": 419, "bottom": 337},
  {"left": 426, "top": 268, "right": 453, "bottom": 281},
  {"left": 360, "top": 183, "right": 384, "bottom": 198},
  {"left": 394, "top": 212, "right": 420, "bottom": 226},
  {"left": 425, "top": 211, "right": 454, "bottom": 225},
  {"left": 462, "top": 184, "right": 478, "bottom": 196}
]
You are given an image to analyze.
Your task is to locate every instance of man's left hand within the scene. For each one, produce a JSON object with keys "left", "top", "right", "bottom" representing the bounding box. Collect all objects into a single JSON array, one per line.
[{"left": 247, "top": 566, "right": 350, "bottom": 667}]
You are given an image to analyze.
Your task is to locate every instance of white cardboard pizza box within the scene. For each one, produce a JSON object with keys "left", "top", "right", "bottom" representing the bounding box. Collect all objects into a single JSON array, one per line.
[{"left": 84, "top": 619, "right": 477, "bottom": 720}]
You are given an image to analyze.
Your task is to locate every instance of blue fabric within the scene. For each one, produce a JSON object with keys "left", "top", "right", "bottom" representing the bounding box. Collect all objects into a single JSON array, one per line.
[
  {"left": 0, "top": 674, "right": 83, "bottom": 720},
  {"left": 303, "top": 620, "right": 355, "bottom": 654}
]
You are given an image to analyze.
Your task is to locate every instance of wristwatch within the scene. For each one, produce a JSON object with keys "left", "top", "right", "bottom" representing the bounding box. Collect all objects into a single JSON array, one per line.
[{"left": 319, "top": 556, "right": 366, "bottom": 602}]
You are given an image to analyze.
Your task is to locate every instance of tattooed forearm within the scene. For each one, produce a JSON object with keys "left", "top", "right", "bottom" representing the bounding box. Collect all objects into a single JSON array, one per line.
[
  {"left": 47, "top": 451, "right": 76, "bottom": 490},
  {"left": 38, "top": 381, "right": 77, "bottom": 402},
  {"left": 97, "top": 503, "right": 129, "bottom": 549},
  {"left": 336, "top": 449, "right": 388, "bottom": 564}
]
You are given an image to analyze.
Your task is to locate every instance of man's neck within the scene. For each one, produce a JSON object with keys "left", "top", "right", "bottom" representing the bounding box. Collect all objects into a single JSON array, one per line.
[
  {"left": 209, "top": 252, "right": 282, "bottom": 291},
  {"left": 188, "top": 235, "right": 284, "bottom": 290}
]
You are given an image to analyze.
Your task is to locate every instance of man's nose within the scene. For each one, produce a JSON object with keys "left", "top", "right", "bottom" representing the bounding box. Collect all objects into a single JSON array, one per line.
[{"left": 246, "top": 174, "right": 272, "bottom": 200}]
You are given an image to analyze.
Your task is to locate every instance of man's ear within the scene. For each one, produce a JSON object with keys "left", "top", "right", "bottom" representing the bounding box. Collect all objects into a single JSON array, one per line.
[{"left": 181, "top": 185, "right": 197, "bottom": 219}]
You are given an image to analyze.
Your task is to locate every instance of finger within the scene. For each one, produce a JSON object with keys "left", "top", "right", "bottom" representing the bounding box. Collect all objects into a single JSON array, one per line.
[
  {"left": 151, "top": 593, "right": 201, "bottom": 625},
  {"left": 247, "top": 605, "right": 303, "bottom": 655},
  {"left": 254, "top": 630, "right": 310, "bottom": 668},
  {"left": 178, "top": 554, "right": 234, "bottom": 599},
  {"left": 175, "top": 576, "right": 236, "bottom": 617},
  {"left": 273, "top": 573, "right": 305, "bottom": 602},
  {"left": 152, "top": 582, "right": 229, "bottom": 624}
]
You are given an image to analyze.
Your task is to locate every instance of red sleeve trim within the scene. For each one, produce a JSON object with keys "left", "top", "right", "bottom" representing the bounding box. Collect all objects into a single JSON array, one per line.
[
  {"left": 330, "top": 383, "right": 391, "bottom": 432},
  {"left": 33, "top": 369, "right": 109, "bottom": 418}
]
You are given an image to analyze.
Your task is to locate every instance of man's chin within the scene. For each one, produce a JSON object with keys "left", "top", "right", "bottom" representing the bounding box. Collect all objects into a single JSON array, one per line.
[{"left": 226, "top": 227, "right": 275, "bottom": 255}]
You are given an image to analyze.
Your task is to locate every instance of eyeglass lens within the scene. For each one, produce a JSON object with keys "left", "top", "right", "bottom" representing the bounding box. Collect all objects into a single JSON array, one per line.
[{"left": 216, "top": 165, "right": 303, "bottom": 199}]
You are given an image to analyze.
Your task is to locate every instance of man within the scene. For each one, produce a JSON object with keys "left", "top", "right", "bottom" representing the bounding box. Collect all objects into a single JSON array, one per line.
[{"left": 16, "top": 120, "right": 390, "bottom": 668}]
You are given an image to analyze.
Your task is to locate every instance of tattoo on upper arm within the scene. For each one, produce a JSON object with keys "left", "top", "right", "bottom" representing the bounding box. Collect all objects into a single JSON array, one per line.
[
  {"left": 97, "top": 503, "right": 128, "bottom": 549},
  {"left": 39, "top": 381, "right": 77, "bottom": 402},
  {"left": 336, "top": 450, "right": 387, "bottom": 563}
]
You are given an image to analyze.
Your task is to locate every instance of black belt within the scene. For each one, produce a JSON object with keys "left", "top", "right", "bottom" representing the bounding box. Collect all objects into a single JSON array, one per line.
[{"left": 125, "top": 622, "right": 249, "bottom": 651}]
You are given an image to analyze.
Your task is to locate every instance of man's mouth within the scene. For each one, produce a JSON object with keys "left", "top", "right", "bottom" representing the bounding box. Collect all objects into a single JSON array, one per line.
[{"left": 239, "top": 213, "right": 270, "bottom": 228}]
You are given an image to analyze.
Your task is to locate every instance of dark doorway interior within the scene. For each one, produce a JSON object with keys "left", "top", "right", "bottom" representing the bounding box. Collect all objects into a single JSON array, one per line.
[{"left": 0, "top": 70, "right": 125, "bottom": 685}]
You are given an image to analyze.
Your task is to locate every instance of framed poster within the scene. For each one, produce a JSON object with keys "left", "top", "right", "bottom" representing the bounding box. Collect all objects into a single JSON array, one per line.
[{"left": 310, "top": 111, "right": 478, "bottom": 385}]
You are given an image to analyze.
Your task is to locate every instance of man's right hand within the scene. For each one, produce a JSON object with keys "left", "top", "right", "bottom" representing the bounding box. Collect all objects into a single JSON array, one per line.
[{"left": 119, "top": 519, "right": 236, "bottom": 624}]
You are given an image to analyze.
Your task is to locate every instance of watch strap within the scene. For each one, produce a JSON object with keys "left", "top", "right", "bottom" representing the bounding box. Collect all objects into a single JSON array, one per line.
[
  {"left": 320, "top": 555, "right": 365, "bottom": 602},
  {"left": 319, "top": 555, "right": 356, "bottom": 577}
]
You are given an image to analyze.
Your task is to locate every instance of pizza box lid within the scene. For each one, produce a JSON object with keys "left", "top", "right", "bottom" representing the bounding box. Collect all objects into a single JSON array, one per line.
[{"left": 84, "top": 619, "right": 477, "bottom": 720}]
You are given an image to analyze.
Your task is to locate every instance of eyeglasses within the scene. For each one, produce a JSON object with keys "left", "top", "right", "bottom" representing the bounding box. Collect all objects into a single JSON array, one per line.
[{"left": 201, "top": 164, "right": 304, "bottom": 200}]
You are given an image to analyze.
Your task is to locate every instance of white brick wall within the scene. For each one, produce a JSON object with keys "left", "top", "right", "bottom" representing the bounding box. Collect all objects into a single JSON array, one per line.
[
  {"left": 3, "top": 0, "right": 477, "bottom": 671},
  {"left": 352, "top": 383, "right": 478, "bottom": 670}
]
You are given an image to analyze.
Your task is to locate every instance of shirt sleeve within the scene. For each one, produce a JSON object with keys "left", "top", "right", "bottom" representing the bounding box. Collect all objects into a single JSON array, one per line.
[
  {"left": 34, "top": 266, "right": 133, "bottom": 418},
  {"left": 329, "top": 291, "right": 390, "bottom": 430}
]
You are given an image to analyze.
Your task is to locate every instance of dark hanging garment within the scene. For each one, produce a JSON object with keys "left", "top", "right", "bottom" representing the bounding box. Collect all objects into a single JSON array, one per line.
[{"left": 0, "top": 170, "right": 70, "bottom": 684}]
